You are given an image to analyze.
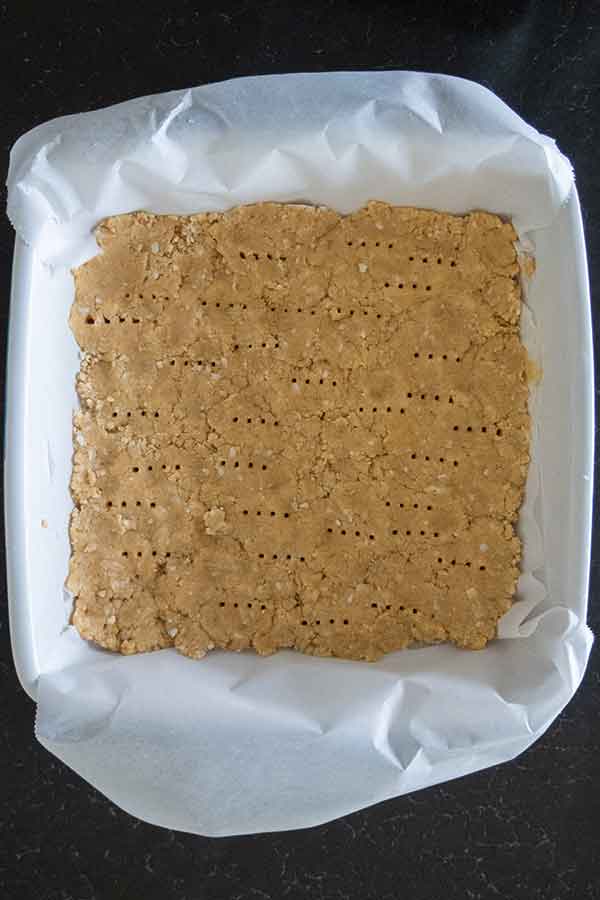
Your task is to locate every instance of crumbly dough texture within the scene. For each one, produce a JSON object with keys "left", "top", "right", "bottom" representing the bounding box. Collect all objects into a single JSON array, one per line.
[{"left": 68, "top": 202, "right": 530, "bottom": 661}]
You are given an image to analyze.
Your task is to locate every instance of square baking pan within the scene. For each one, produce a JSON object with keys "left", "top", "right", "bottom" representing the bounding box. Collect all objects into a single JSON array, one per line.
[
  {"left": 4, "top": 74, "right": 595, "bottom": 835},
  {"left": 5, "top": 191, "right": 594, "bottom": 699}
]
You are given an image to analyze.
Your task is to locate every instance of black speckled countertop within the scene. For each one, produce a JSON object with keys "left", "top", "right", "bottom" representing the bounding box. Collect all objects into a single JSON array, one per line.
[{"left": 1, "top": 2, "right": 599, "bottom": 898}]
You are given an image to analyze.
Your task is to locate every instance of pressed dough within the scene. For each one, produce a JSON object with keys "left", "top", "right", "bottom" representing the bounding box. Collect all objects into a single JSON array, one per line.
[{"left": 68, "top": 202, "right": 530, "bottom": 661}]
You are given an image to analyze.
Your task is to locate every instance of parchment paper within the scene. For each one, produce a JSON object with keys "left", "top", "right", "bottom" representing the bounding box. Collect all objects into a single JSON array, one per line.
[{"left": 6, "top": 72, "right": 593, "bottom": 836}]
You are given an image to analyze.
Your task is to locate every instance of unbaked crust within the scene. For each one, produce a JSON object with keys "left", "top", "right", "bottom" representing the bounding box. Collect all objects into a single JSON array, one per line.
[{"left": 68, "top": 202, "right": 530, "bottom": 661}]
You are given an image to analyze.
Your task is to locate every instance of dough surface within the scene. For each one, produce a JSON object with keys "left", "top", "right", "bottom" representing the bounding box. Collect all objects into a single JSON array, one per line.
[{"left": 68, "top": 202, "right": 530, "bottom": 660}]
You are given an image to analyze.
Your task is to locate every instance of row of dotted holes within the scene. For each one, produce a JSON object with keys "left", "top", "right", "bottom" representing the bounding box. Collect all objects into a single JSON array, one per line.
[
  {"left": 232, "top": 342, "right": 282, "bottom": 353},
  {"left": 201, "top": 300, "right": 248, "bottom": 309},
  {"left": 169, "top": 359, "right": 221, "bottom": 367},
  {"left": 205, "top": 302, "right": 388, "bottom": 318},
  {"left": 202, "top": 301, "right": 381, "bottom": 317},
  {"left": 414, "top": 352, "right": 461, "bottom": 362},
  {"left": 85, "top": 315, "right": 144, "bottom": 325},
  {"left": 87, "top": 303, "right": 461, "bottom": 326},
  {"left": 328, "top": 527, "right": 441, "bottom": 538},
  {"left": 455, "top": 425, "right": 503, "bottom": 436},
  {"left": 130, "top": 464, "right": 181, "bottom": 473},
  {"left": 230, "top": 408, "right": 502, "bottom": 436},
  {"left": 347, "top": 243, "right": 458, "bottom": 266},
  {"left": 112, "top": 408, "right": 501, "bottom": 439},
  {"left": 384, "top": 501, "right": 434, "bottom": 510},
  {"left": 239, "top": 252, "right": 287, "bottom": 261},
  {"left": 410, "top": 454, "right": 459, "bottom": 466},
  {"left": 274, "top": 306, "right": 382, "bottom": 317},
  {"left": 112, "top": 408, "right": 502, "bottom": 436},
  {"left": 121, "top": 550, "right": 171, "bottom": 559},
  {"left": 406, "top": 391, "right": 455, "bottom": 403},
  {"left": 120, "top": 547, "right": 485, "bottom": 570},
  {"left": 256, "top": 553, "right": 306, "bottom": 561},
  {"left": 301, "top": 617, "right": 350, "bottom": 626},
  {"left": 384, "top": 282, "right": 432, "bottom": 291},
  {"left": 361, "top": 405, "right": 503, "bottom": 436},
  {"left": 436, "top": 557, "right": 487, "bottom": 570},
  {"left": 235, "top": 248, "right": 459, "bottom": 270},
  {"left": 220, "top": 461, "right": 269, "bottom": 471},
  {"left": 107, "top": 500, "right": 158, "bottom": 508},
  {"left": 232, "top": 416, "right": 280, "bottom": 426},
  {"left": 112, "top": 410, "right": 160, "bottom": 419},
  {"left": 291, "top": 377, "right": 339, "bottom": 386},
  {"left": 218, "top": 600, "right": 269, "bottom": 610},
  {"left": 242, "top": 510, "right": 290, "bottom": 518}
]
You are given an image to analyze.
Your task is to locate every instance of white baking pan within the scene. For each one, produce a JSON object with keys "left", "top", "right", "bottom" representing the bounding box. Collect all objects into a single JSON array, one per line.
[{"left": 4, "top": 74, "right": 594, "bottom": 835}]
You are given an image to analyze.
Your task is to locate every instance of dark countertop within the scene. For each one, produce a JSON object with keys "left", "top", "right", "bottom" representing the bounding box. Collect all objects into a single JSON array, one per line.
[{"left": 1, "top": 2, "right": 599, "bottom": 898}]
